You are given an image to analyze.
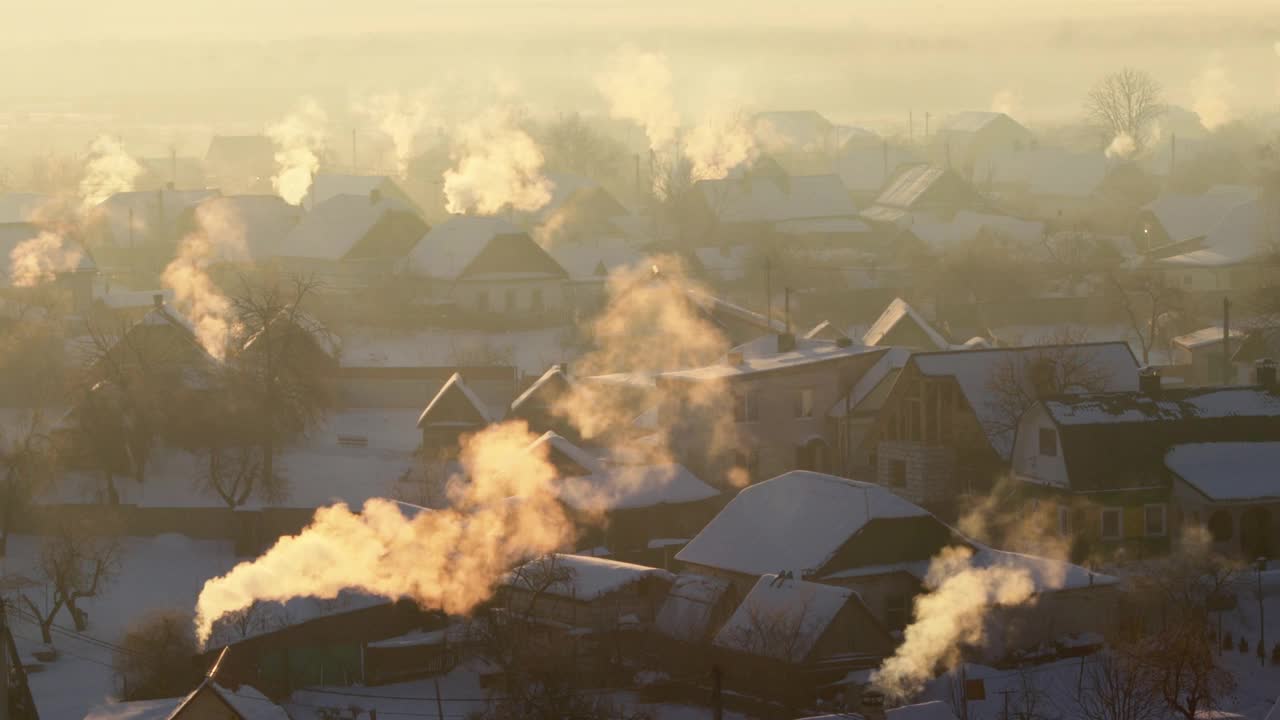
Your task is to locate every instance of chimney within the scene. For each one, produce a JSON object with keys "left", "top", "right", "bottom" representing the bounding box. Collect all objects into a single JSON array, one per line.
[
  {"left": 726, "top": 350, "right": 745, "bottom": 366},
  {"left": 859, "top": 689, "right": 886, "bottom": 720},
  {"left": 370, "top": 188, "right": 382, "bottom": 205},
  {"left": 1257, "top": 359, "right": 1277, "bottom": 389},
  {"left": 777, "top": 332, "right": 796, "bottom": 353},
  {"left": 1138, "top": 365, "right": 1161, "bottom": 396},
  {"left": 836, "top": 336, "right": 854, "bottom": 348},
  {"left": 152, "top": 293, "right": 164, "bottom": 309}
]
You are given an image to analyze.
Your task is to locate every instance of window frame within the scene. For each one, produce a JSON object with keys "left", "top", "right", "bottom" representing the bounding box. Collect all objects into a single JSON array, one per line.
[
  {"left": 1144, "top": 503, "right": 1167, "bottom": 538},
  {"left": 1100, "top": 507, "right": 1123, "bottom": 540},
  {"left": 796, "top": 387, "right": 815, "bottom": 418},
  {"left": 1057, "top": 505, "right": 1072, "bottom": 536},
  {"left": 734, "top": 391, "right": 759, "bottom": 423}
]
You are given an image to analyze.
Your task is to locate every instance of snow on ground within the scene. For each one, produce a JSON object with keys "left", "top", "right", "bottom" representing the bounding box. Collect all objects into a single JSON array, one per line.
[{"left": 1, "top": 533, "right": 237, "bottom": 720}]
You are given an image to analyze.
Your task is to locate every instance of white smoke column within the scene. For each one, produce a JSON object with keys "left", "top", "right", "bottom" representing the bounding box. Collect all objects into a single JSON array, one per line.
[
  {"left": 683, "top": 113, "right": 759, "bottom": 181},
  {"left": 267, "top": 98, "right": 328, "bottom": 205},
  {"left": 356, "top": 92, "right": 433, "bottom": 179},
  {"left": 871, "top": 546, "right": 1040, "bottom": 700},
  {"left": 596, "top": 46, "right": 681, "bottom": 152},
  {"left": 7, "top": 231, "right": 84, "bottom": 287},
  {"left": 1105, "top": 132, "right": 1136, "bottom": 160},
  {"left": 193, "top": 421, "right": 571, "bottom": 645},
  {"left": 1191, "top": 56, "right": 1234, "bottom": 131},
  {"left": 990, "top": 88, "right": 1023, "bottom": 118},
  {"left": 442, "top": 107, "right": 553, "bottom": 215},
  {"left": 78, "top": 136, "right": 142, "bottom": 213},
  {"left": 161, "top": 202, "right": 247, "bottom": 360}
]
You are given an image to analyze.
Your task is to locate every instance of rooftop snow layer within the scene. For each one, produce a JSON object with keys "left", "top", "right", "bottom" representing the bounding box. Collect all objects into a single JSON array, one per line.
[
  {"left": 1166, "top": 442, "right": 1280, "bottom": 501},
  {"left": 712, "top": 574, "right": 856, "bottom": 662},
  {"left": 506, "top": 553, "right": 674, "bottom": 601}
]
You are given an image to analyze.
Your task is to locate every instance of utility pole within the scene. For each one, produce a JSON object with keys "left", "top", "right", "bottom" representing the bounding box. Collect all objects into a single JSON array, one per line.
[
  {"left": 711, "top": 664, "right": 722, "bottom": 720},
  {"left": 1, "top": 600, "right": 9, "bottom": 720},
  {"left": 909, "top": 110, "right": 914, "bottom": 142},
  {"left": 433, "top": 675, "right": 445, "bottom": 720},
  {"left": 1259, "top": 557, "right": 1267, "bottom": 668},
  {"left": 925, "top": 111, "right": 931, "bottom": 138},
  {"left": 765, "top": 257, "right": 773, "bottom": 330},
  {"left": 352, "top": 128, "right": 358, "bottom": 174},
  {"left": 784, "top": 287, "right": 792, "bottom": 335},
  {"left": 1223, "top": 297, "right": 1232, "bottom": 385}
]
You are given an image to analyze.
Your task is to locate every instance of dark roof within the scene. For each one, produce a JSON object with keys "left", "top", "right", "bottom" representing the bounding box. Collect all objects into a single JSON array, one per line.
[
  {"left": 416, "top": 372, "right": 496, "bottom": 428},
  {"left": 459, "top": 232, "right": 568, "bottom": 279},
  {"left": 870, "top": 164, "right": 978, "bottom": 210}
]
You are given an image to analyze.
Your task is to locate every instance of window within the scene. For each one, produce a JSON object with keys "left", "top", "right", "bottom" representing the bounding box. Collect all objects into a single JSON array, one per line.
[
  {"left": 476, "top": 290, "right": 489, "bottom": 312},
  {"left": 531, "top": 288, "right": 545, "bottom": 313},
  {"left": 733, "top": 392, "right": 758, "bottom": 422},
  {"left": 1144, "top": 504, "right": 1166, "bottom": 537},
  {"left": 1038, "top": 428, "right": 1058, "bottom": 457},
  {"left": 505, "top": 288, "right": 518, "bottom": 312},
  {"left": 1100, "top": 508, "right": 1123, "bottom": 540},
  {"left": 1057, "top": 505, "right": 1072, "bottom": 536},
  {"left": 795, "top": 388, "right": 814, "bottom": 418},
  {"left": 888, "top": 459, "right": 907, "bottom": 488},
  {"left": 886, "top": 594, "right": 909, "bottom": 631}
]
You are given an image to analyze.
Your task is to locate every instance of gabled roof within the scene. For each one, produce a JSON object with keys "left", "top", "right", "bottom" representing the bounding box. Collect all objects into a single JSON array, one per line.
[
  {"left": 675, "top": 471, "right": 929, "bottom": 577},
  {"left": 1153, "top": 198, "right": 1274, "bottom": 268},
  {"left": 550, "top": 238, "right": 641, "bottom": 280},
  {"left": 183, "top": 195, "right": 302, "bottom": 262},
  {"left": 1172, "top": 326, "right": 1242, "bottom": 350},
  {"left": 1142, "top": 188, "right": 1256, "bottom": 246},
  {"left": 506, "top": 553, "right": 673, "bottom": 601},
  {"left": 936, "top": 111, "right": 1029, "bottom": 137},
  {"left": 276, "top": 193, "right": 424, "bottom": 261},
  {"left": 416, "top": 372, "right": 497, "bottom": 428},
  {"left": 95, "top": 189, "right": 221, "bottom": 246},
  {"left": 406, "top": 215, "right": 566, "bottom": 280},
  {"left": 655, "top": 572, "right": 732, "bottom": 640},
  {"left": 911, "top": 342, "right": 1140, "bottom": 459},
  {"left": 829, "top": 346, "right": 912, "bottom": 419},
  {"left": 753, "top": 110, "right": 835, "bottom": 150},
  {"left": 659, "top": 338, "right": 881, "bottom": 382},
  {"left": 1166, "top": 442, "right": 1280, "bottom": 502},
  {"left": 712, "top": 574, "right": 860, "bottom": 662},
  {"left": 510, "top": 364, "right": 572, "bottom": 416},
  {"left": 862, "top": 298, "right": 950, "bottom": 350},
  {"left": 304, "top": 174, "right": 418, "bottom": 212},
  {"left": 870, "top": 164, "right": 975, "bottom": 210},
  {"left": 695, "top": 173, "right": 859, "bottom": 224},
  {"left": 458, "top": 231, "right": 568, "bottom": 280},
  {"left": 834, "top": 142, "right": 922, "bottom": 194}
]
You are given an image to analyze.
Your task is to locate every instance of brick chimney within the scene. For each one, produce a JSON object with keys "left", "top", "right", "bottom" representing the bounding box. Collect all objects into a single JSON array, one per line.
[
  {"left": 1138, "top": 365, "right": 1161, "bottom": 396},
  {"left": 1257, "top": 358, "right": 1277, "bottom": 390},
  {"left": 777, "top": 332, "right": 796, "bottom": 353},
  {"left": 152, "top": 293, "right": 164, "bottom": 309},
  {"left": 858, "top": 689, "right": 886, "bottom": 720}
]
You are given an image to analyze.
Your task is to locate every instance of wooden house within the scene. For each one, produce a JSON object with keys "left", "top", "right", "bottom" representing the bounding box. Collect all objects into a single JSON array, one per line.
[{"left": 416, "top": 372, "right": 499, "bottom": 457}]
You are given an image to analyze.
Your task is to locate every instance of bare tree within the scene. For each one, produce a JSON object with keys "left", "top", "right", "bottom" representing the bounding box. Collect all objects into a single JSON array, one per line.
[
  {"left": 1085, "top": 69, "right": 1167, "bottom": 153},
  {"left": 229, "top": 275, "right": 333, "bottom": 489},
  {"left": 1106, "top": 271, "right": 1184, "bottom": 365},
  {"left": 0, "top": 413, "right": 55, "bottom": 556},
  {"left": 20, "top": 518, "right": 122, "bottom": 642},
  {"left": 113, "top": 609, "right": 202, "bottom": 700},
  {"left": 207, "top": 599, "right": 290, "bottom": 648},
  {"left": 720, "top": 594, "right": 819, "bottom": 665},
  {"left": 539, "top": 113, "right": 625, "bottom": 183},
  {"left": 1077, "top": 652, "right": 1162, "bottom": 720},
  {"left": 985, "top": 336, "right": 1113, "bottom": 441}
]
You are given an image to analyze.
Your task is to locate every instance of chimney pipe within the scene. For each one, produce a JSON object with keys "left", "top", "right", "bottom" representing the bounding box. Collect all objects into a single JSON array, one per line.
[
  {"left": 859, "top": 689, "right": 886, "bottom": 720},
  {"left": 777, "top": 332, "right": 796, "bottom": 354},
  {"left": 1257, "top": 359, "right": 1277, "bottom": 390},
  {"left": 1138, "top": 366, "right": 1161, "bottom": 396},
  {"left": 152, "top": 293, "right": 164, "bottom": 309}
]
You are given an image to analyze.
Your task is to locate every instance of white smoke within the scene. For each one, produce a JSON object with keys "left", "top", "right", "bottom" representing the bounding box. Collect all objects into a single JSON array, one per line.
[
  {"left": 872, "top": 546, "right": 1044, "bottom": 700},
  {"left": 194, "top": 421, "right": 572, "bottom": 645},
  {"left": 1105, "top": 132, "right": 1136, "bottom": 160},
  {"left": 1191, "top": 56, "right": 1234, "bottom": 131},
  {"left": 683, "top": 113, "right": 759, "bottom": 181},
  {"left": 990, "top": 88, "right": 1023, "bottom": 118},
  {"left": 596, "top": 46, "right": 681, "bottom": 153},
  {"left": 267, "top": 98, "right": 328, "bottom": 206},
  {"left": 7, "top": 231, "right": 84, "bottom": 287},
  {"left": 78, "top": 136, "right": 142, "bottom": 213},
  {"left": 442, "top": 107, "right": 554, "bottom": 215},
  {"left": 161, "top": 201, "right": 247, "bottom": 360},
  {"left": 356, "top": 92, "right": 434, "bottom": 179}
]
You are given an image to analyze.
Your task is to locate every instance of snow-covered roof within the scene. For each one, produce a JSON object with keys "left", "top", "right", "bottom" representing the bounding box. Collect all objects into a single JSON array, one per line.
[
  {"left": 676, "top": 471, "right": 929, "bottom": 577},
  {"left": 1154, "top": 199, "right": 1273, "bottom": 268},
  {"left": 909, "top": 211, "right": 1045, "bottom": 251},
  {"left": 661, "top": 339, "right": 879, "bottom": 382},
  {"left": 829, "top": 346, "right": 912, "bottom": 418},
  {"left": 872, "top": 165, "right": 947, "bottom": 209},
  {"left": 1166, "top": 442, "right": 1280, "bottom": 502},
  {"left": 912, "top": 342, "right": 1140, "bottom": 459},
  {"left": 85, "top": 697, "right": 184, "bottom": 720},
  {"left": 938, "top": 111, "right": 1022, "bottom": 135},
  {"left": 1043, "top": 386, "right": 1280, "bottom": 427},
  {"left": 416, "top": 372, "right": 499, "bottom": 428},
  {"left": 863, "top": 298, "right": 951, "bottom": 350},
  {"left": 208, "top": 683, "right": 291, "bottom": 720},
  {"left": 507, "top": 553, "right": 674, "bottom": 601},
  {"left": 754, "top": 110, "right": 834, "bottom": 150},
  {"left": 276, "top": 193, "right": 419, "bottom": 261},
  {"left": 0, "top": 192, "right": 51, "bottom": 224},
  {"left": 1143, "top": 189, "right": 1256, "bottom": 246},
  {"left": 405, "top": 215, "right": 524, "bottom": 278},
  {"left": 304, "top": 174, "right": 415, "bottom": 211},
  {"left": 549, "top": 237, "right": 641, "bottom": 280},
  {"left": 1172, "top": 326, "right": 1243, "bottom": 350},
  {"left": 712, "top": 574, "right": 858, "bottom": 662},
  {"left": 511, "top": 365, "right": 571, "bottom": 414},
  {"left": 192, "top": 194, "right": 301, "bottom": 262},
  {"left": 696, "top": 173, "right": 859, "bottom": 224},
  {"left": 834, "top": 143, "right": 922, "bottom": 194},
  {"left": 654, "top": 572, "right": 731, "bottom": 640}
]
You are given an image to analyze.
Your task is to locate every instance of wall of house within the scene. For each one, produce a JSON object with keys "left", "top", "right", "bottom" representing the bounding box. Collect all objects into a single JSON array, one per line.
[
  {"left": 986, "top": 585, "right": 1121, "bottom": 660},
  {"left": 1172, "top": 479, "right": 1280, "bottom": 559},
  {"left": 875, "top": 441, "right": 956, "bottom": 507},
  {"left": 455, "top": 276, "right": 568, "bottom": 317},
  {"left": 820, "top": 571, "right": 922, "bottom": 633},
  {"left": 807, "top": 601, "right": 896, "bottom": 661},
  {"left": 504, "top": 580, "right": 671, "bottom": 631},
  {"left": 1010, "top": 406, "right": 1068, "bottom": 489},
  {"left": 1016, "top": 485, "right": 1174, "bottom": 561}
]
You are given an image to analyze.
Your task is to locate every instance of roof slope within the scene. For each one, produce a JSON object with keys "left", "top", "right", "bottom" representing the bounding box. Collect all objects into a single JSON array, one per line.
[
  {"left": 1155, "top": 198, "right": 1273, "bottom": 267},
  {"left": 1044, "top": 386, "right": 1280, "bottom": 426},
  {"left": 1166, "top": 442, "right": 1280, "bottom": 502},
  {"left": 655, "top": 572, "right": 732, "bottom": 640},
  {"left": 676, "top": 471, "right": 928, "bottom": 577},
  {"left": 182, "top": 194, "right": 301, "bottom": 262},
  {"left": 863, "top": 298, "right": 951, "bottom": 350},
  {"left": 507, "top": 553, "right": 674, "bottom": 601},
  {"left": 304, "top": 174, "right": 417, "bottom": 211},
  {"left": 695, "top": 173, "right": 858, "bottom": 224},
  {"left": 405, "top": 215, "right": 525, "bottom": 278},
  {"left": 276, "top": 193, "right": 423, "bottom": 261},
  {"left": 867, "top": 164, "right": 978, "bottom": 213},
  {"left": 417, "top": 372, "right": 498, "bottom": 428},
  {"left": 712, "top": 574, "right": 857, "bottom": 662},
  {"left": 1144, "top": 189, "right": 1256, "bottom": 246}
]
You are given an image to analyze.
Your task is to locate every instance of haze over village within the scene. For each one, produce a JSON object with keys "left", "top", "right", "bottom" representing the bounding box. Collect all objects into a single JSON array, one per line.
[{"left": 3, "top": 2, "right": 1280, "bottom": 720}]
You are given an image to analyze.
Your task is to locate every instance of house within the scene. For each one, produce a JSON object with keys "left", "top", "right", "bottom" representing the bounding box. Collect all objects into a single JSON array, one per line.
[
  {"left": 303, "top": 174, "right": 419, "bottom": 213},
  {"left": 176, "top": 195, "right": 302, "bottom": 264},
  {"left": 508, "top": 364, "right": 574, "bottom": 438},
  {"left": 861, "top": 298, "right": 951, "bottom": 351},
  {"left": 529, "top": 431, "right": 721, "bottom": 558},
  {"left": 690, "top": 167, "right": 861, "bottom": 244},
  {"left": 1009, "top": 365, "right": 1280, "bottom": 559},
  {"left": 908, "top": 211, "right": 1046, "bottom": 254},
  {"left": 548, "top": 237, "right": 643, "bottom": 312},
  {"left": 1166, "top": 441, "right": 1280, "bottom": 559},
  {"left": 834, "top": 141, "right": 922, "bottom": 202},
  {"left": 204, "top": 135, "right": 275, "bottom": 194},
  {"left": 274, "top": 191, "right": 428, "bottom": 288},
  {"left": 855, "top": 342, "right": 1140, "bottom": 511},
  {"left": 860, "top": 165, "right": 983, "bottom": 227},
  {"left": 931, "top": 112, "right": 1035, "bottom": 179},
  {"left": 1145, "top": 195, "right": 1280, "bottom": 299},
  {"left": 980, "top": 147, "right": 1108, "bottom": 220},
  {"left": 500, "top": 553, "right": 674, "bottom": 634},
  {"left": 405, "top": 215, "right": 570, "bottom": 320},
  {"left": 657, "top": 334, "right": 886, "bottom": 485},
  {"left": 0, "top": 222, "right": 97, "bottom": 312},
  {"left": 416, "top": 372, "right": 500, "bottom": 457},
  {"left": 1169, "top": 326, "right": 1244, "bottom": 386},
  {"left": 829, "top": 347, "right": 913, "bottom": 477},
  {"left": 525, "top": 173, "right": 631, "bottom": 244},
  {"left": 676, "top": 471, "right": 1118, "bottom": 651},
  {"left": 88, "top": 189, "right": 221, "bottom": 261},
  {"left": 654, "top": 572, "right": 738, "bottom": 645},
  {"left": 753, "top": 110, "right": 837, "bottom": 152}
]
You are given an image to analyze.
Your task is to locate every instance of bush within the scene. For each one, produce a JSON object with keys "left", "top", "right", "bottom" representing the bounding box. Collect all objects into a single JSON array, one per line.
[{"left": 114, "top": 609, "right": 202, "bottom": 700}]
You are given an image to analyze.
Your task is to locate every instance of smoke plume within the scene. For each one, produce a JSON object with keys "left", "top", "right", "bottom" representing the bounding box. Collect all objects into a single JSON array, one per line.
[
  {"left": 596, "top": 47, "right": 681, "bottom": 153},
  {"left": 356, "top": 92, "right": 434, "bottom": 178},
  {"left": 267, "top": 98, "right": 328, "bottom": 205},
  {"left": 872, "top": 546, "right": 1040, "bottom": 699},
  {"left": 194, "top": 421, "right": 571, "bottom": 645},
  {"left": 78, "top": 136, "right": 142, "bottom": 213},
  {"left": 7, "top": 231, "right": 84, "bottom": 287},
  {"left": 161, "top": 202, "right": 247, "bottom": 360},
  {"left": 990, "top": 88, "right": 1023, "bottom": 118},
  {"left": 442, "top": 106, "right": 553, "bottom": 215},
  {"left": 1191, "top": 56, "right": 1234, "bottom": 131},
  {"left": 1104, "top": 132, "right": 1136, "bottom": 160},
  {"left": 683, "top": 113, "right": 759, "bottom": 181}
]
